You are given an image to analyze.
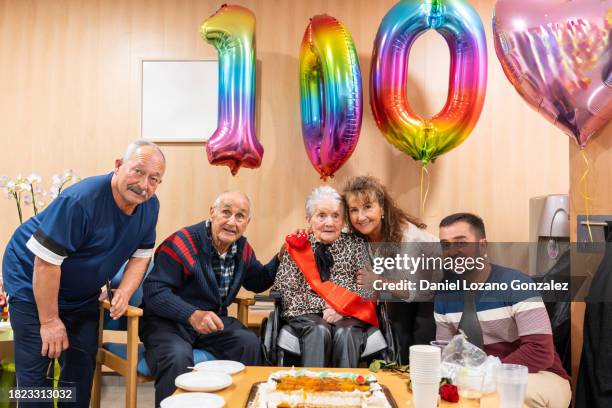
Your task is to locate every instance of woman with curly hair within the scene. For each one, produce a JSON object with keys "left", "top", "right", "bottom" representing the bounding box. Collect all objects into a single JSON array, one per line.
[{"left": 342, "top": 175, "right": 439, "bottom": 362}]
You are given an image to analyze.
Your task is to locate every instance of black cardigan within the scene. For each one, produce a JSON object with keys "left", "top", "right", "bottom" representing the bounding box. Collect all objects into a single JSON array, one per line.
[
  {"left": 576, "top": 244, "right": 612, "bottom": 407},
  {"left": 142, "top": 221, "right": 279, "bottom": 323}
]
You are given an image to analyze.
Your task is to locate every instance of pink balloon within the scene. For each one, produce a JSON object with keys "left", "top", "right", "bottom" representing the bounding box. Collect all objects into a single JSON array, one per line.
[{"left": 493, "top": 0, "right": 611, "bottom": 148}]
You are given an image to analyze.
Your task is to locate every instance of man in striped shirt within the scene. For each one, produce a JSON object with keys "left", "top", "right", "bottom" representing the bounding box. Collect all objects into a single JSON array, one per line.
[{"left": 434, "top": 213, "right": 571, "bottom": 408}]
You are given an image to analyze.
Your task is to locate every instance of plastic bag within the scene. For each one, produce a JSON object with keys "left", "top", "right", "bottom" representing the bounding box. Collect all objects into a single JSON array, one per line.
[
  {"left": 440, "top": 333, "right": 501, "bottom": 393},
  {"left": 441, "top": 332, "right": 488, "bottom": 367}
]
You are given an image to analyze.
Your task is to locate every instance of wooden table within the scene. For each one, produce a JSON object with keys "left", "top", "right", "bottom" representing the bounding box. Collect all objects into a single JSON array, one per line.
[{"left": 176, "top": 365, "right": 517, "bottom": 407}]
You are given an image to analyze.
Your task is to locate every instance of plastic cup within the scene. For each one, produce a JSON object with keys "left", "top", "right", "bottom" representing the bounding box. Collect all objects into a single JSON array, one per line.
[
  {"left": 455, "top": 368, "right": 484, "bottom": 408},
  {"left": 430, "top": 340, "right": 449, "bottom": 352},
  {"left": 412, "top": 381, "right": 440, "bottom": 408},
  {"left": 496, "top": 364, "right": 528, "bottom": 408}
]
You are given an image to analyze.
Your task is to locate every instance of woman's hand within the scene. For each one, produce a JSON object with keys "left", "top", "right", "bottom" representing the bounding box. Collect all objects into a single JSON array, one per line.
[
  {"left": 356, "top": 267, "right": 378, "bottom": 289},
  {"left": 323, "top": 307, "right": 343, "bottom": 324}
]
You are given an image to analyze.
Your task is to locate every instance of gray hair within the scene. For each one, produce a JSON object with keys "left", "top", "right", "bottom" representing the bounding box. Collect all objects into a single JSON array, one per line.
[
  {"left": 212, "top": 191, "right": 252, "bottom": 216},
  {"left": 305, "top": 186, "right": 343, "bottom": 219},
  {"left": 122, "top": 140, "right": 166, "bottom": 164}
]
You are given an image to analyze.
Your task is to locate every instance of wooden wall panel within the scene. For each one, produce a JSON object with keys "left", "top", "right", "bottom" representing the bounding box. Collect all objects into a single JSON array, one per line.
[{"left": 0, "top": 0, "right": 568, "bottom": 268}]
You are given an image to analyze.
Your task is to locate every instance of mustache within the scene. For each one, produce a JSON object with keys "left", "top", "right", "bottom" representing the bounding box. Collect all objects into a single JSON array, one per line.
[{"left": 128, "top": 185, "right": 147, "bottom": 197}]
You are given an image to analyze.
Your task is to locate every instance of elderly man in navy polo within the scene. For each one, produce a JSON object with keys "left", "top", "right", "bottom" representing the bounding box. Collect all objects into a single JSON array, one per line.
[
  {"left": 141, "top": 191, "right": 279, "bottom": 406},
  {"left": 2, "top": 140, "right": 165, "bottom": 407}
]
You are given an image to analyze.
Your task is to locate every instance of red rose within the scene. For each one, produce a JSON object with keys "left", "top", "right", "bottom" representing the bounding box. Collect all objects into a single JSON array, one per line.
[
  {"left": 285, "top": 232, "right": 309, "bottom": 249},
  {"left": 439, "top": 384, "right": 459, "bottom": 403}
]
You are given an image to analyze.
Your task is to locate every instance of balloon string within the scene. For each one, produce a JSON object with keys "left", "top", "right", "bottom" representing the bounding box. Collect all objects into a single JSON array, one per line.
[
  {"left": 579, "top": 150, "right": 593, "bottom": 243},
  {"left": 420, "top": 165, "right": 430, "bottom": 216}
]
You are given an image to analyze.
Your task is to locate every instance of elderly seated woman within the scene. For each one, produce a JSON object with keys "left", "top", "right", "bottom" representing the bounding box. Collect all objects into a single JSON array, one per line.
[{"left": 273, "top": 186, "right": 378, "bottom": 368}]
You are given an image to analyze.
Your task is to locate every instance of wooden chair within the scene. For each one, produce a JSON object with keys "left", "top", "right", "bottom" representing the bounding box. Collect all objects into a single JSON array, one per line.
[{"left": 90, "top": 264, "right": 255, "bottom": 408}]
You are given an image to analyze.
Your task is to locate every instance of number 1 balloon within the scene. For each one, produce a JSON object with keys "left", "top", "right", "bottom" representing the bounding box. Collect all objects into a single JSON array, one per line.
[
  {"left": 493, "top": 0, "right": 611, "bottom": 148},
  {"left": 370, "top": 0, "right": 488, "bottom": 166},
  {"left": 300, "top": 14, "right": 363, "bottom": 179},
  {"left": 200, "top": 4, "right": 263, "bottom": 175}
]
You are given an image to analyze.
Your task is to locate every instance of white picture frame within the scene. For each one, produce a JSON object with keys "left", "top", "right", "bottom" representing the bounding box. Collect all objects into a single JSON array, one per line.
[{"left": 141, "top": 60, "right": 218, "bottom": 142}]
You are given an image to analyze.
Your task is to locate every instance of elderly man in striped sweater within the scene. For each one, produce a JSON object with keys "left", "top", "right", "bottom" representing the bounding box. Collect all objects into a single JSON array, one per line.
[
  {"left": 434, "top": 213, "right": 571, "bottom": 408},
  {"left": 141, "top": 191, "right": 280, "bottom": 406}
]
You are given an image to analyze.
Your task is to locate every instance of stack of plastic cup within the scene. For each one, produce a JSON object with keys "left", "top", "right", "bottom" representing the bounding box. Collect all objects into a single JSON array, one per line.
[{"left": 409, "top": 345, "right": 441, "bottom": 408}]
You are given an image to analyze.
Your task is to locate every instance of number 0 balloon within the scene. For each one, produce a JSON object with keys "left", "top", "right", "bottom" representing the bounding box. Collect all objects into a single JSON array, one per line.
[
  {"left": 200, "top": 4, "right": 263, "bottom": 175},
  {"left": 371, "top": 0, "right": 488, "bottom": 166},
  {"left": 300, "top": 15, "right": 363, "bottom": 179}
]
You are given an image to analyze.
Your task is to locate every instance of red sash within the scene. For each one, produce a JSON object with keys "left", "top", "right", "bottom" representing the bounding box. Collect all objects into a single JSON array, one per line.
[{"left": 285, "top": 233, "right": 379, "bottom": 328}]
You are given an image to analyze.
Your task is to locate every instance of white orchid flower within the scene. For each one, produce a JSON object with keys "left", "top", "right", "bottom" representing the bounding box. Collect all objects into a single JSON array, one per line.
[
  {"left": 17, "top": 182, "right": 30, "bottom": 192},
  {"left": 6, "top": 180, "right": 16, "bottom": 193},
  {"left": 63, "top": 169, "right": 76, "bottom": 182},
  {"left": 27, "top": 174, "right": 42, "bottom": 184},
  {"left": 0, "top": 176, "right": 10, "bottom": 188},
  {"left": 22, "top": 192, "right": 33, "bottom": 206},
  {"left": 50, "top": 185, "right": 60, "bottom": 199}
]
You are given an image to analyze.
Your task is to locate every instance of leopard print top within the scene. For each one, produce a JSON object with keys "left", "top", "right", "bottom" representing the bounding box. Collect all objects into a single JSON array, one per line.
[{"left": 273, "top": 232, "right": 372, "bottom": 319}]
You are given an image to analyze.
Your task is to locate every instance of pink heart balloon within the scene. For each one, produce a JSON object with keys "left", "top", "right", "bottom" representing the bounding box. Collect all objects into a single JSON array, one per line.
[{"left": 493, "top": 0, "right": 611, "bottom": 148}]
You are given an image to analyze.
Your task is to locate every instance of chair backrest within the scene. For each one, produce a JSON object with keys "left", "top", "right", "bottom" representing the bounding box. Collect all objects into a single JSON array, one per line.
[{"left": 103, "top": 261, "right": 154, "bottom": 331}]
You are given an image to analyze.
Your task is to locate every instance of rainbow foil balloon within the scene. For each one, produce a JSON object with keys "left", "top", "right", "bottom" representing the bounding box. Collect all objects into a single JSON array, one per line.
[
  {"left": 371, "top": 0, "right": 488, "bottom": 166},
  {"left": 300, "top": 14, "right": 363, "bottom": 179},
  {"left": 200, "top": 4, "right": 263, "bottom": 175}
]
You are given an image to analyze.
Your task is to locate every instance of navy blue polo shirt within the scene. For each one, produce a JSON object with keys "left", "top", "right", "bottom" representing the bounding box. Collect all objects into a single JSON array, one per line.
[{"left": 2, "top": 173, "right": 159, "bottom": 310}]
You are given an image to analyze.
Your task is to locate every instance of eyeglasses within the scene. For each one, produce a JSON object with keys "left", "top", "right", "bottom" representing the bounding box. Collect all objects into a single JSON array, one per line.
[
  {"left": 45, "top": 345, "right": 92, "bottom": 385},
  {"left": 106, "top": 279, "right": 114, "bottom": 304},
  {"left": 128, "top": 167, "right": 162, "bottom": 186}
]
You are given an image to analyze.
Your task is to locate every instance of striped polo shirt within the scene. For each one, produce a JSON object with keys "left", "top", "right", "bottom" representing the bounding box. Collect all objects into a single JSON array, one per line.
[{"left": 434, "top": 264, "right": 569, "bottom": 381}]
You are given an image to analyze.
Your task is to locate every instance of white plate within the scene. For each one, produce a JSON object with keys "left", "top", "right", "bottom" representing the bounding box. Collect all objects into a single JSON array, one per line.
[
  {"left": 160, "top": 392, "right": 225, "bottom": 408},
  {"left": 0, "top": 321, "right": 11, "bottom": 332},
  {"left": 175, "top": 371, "right": 232, "bottom": 392},
  {"left": 194, "top": 360, "right": 245, "bottom": 375}
]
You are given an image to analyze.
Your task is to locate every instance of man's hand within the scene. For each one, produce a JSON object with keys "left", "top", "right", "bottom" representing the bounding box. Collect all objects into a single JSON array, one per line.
[
  {"left": 99, "top": 287, "right": 130, "bottom": 319},
  {"left": 188, "top": 310, "right": 224, "bottom": 334},
  {"left": 110, "top": 288, "right": 129, "bottom": 319},
  {"left": 322, "top": 307, "right": 343, "bottom": 324},
  {"left": 40, "top": 317, "right": 68, "bottom": 359},
  {"left": 356, "top": 267, "right": 378, "bottom": 289}
]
